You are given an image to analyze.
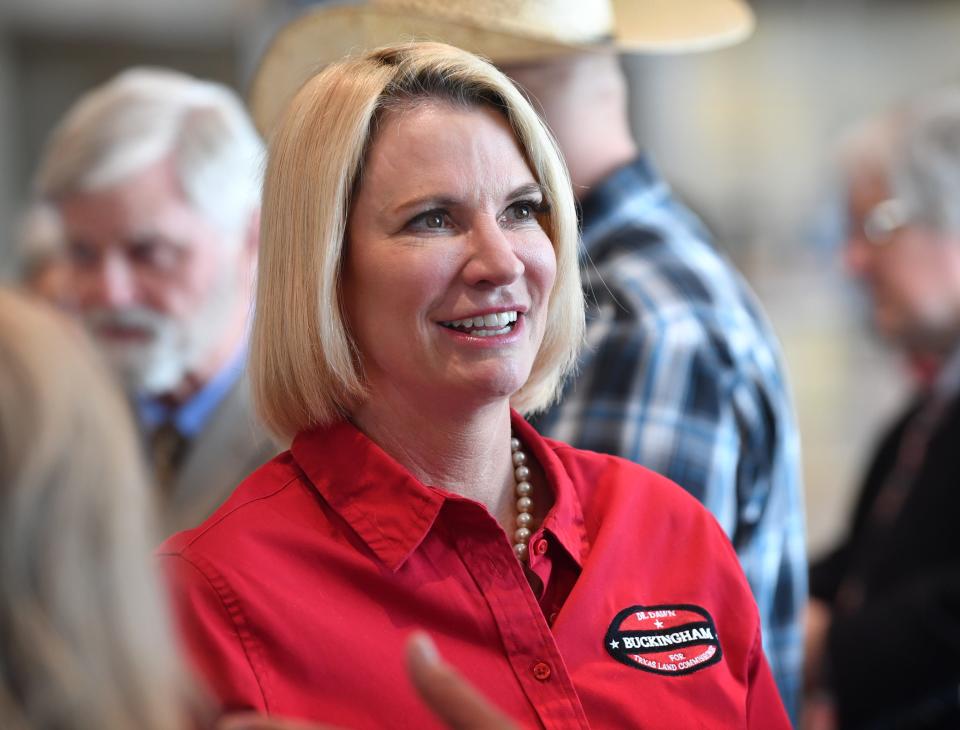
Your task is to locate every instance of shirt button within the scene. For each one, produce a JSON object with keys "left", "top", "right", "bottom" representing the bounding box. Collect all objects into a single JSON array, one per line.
[
  {"left": 548, "top": 611, "right": 559, "bottom": 625},
  {"left": 532, "top": 661, "right": 552, "bottom": 681},
  {"left": 534, "top": 538, "right": 548, "bottom": 556}
]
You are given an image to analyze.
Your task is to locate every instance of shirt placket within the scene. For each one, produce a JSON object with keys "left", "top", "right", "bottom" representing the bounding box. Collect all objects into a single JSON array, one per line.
[{"left": 447, "top": 503, "right": 590, "bottom": 730}]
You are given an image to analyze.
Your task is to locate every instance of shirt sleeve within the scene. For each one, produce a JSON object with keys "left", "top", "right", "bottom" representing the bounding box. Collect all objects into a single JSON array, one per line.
[
  {"left": 160, "top": 552, "right": 268, "bottom": 715},
  {"left": 726, "top": 368, "right": 806, "bottom": 725}
]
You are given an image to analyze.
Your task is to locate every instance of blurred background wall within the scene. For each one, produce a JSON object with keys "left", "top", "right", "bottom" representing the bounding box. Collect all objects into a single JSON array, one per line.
[{"left": 0, "top": 0, "right": 956, "bottom": 558}]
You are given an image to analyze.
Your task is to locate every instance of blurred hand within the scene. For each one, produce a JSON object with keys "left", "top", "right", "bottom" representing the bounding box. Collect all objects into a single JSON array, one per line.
[
  {"left": 218, "top": 632, "right": 519, "bottom": 730},
  {"left": 802, "top": 599, "right": 837, "bottom": 730},
  {"left": 804, "top": 598, "right": 832, "bottom": 691},
  {"left": 405, "top": 632, "right": 519, "bottom": 730},
  {"left": 801, "top": 694, "right": 838, "bottom": 730}
]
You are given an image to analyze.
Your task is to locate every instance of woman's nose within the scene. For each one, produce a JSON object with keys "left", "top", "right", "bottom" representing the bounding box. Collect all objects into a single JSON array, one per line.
[{"left": 462, "top": 223, "right": 525, "bottom": 288}]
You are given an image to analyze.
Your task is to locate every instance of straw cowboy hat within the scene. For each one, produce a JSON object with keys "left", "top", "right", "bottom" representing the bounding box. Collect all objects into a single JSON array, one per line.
[{"left": 249, "top": 0, "right": 754, "bottom": 135}]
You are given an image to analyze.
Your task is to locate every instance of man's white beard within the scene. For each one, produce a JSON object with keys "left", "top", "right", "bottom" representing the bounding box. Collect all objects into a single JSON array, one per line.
[{"left": 84, "top": 270, "right": 239, "bottom": 396}]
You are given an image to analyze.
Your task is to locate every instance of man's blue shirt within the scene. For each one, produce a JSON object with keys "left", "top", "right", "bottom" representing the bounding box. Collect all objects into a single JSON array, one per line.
[{"left": 137, "top": 346, "right": 247, "bottom": 438}]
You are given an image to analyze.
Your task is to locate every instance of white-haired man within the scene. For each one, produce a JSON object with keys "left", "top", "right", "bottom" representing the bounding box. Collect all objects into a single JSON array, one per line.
[
  {"left": 806, "top": 91, "right": 960, "bottom": 730},
  {"left": 34, "top": 67, "right": 275, "bottom": 534},
  {"left": 249, "top": 0, "right": 806, "bottom": 721}
]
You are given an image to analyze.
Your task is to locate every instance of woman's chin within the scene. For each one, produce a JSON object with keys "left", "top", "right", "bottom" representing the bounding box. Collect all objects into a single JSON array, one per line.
[{"left": 438, "top": 367, "right": 532, "bottom": 409}]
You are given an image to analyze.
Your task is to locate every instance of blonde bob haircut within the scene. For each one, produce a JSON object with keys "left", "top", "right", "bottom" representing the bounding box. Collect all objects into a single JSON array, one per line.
[
  {"left": 251, "top": 41, "right": 584, "bottom": 440},
  {"left": 0, "top": 290, "right": 191, "bottom": 730}
]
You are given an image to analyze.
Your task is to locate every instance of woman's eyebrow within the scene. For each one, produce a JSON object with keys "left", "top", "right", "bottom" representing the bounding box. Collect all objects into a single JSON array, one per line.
[
  {"left": 385, "top": 182, "right": 544, "bottom": 217},
  {"left": 506, "top": 182, "right": 545, "bottom": 200},
  {"left": 387, "top": 195, "right": 460, "bottom": 217}
]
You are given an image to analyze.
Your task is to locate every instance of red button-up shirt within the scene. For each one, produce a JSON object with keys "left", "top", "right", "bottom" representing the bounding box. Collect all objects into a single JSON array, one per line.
[{"left": 160, "top": 412, "right": 788, "bottom": 729}]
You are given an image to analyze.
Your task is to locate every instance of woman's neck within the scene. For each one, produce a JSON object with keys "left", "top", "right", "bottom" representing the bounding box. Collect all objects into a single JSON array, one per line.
[{"left": 349, "top": 389, "right": 517, "bottom": 523}]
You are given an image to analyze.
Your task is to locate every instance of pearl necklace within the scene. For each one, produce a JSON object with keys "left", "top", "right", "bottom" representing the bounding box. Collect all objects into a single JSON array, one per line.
[{"left": 510, "top": 436, "right": 534, "bottom": 561}]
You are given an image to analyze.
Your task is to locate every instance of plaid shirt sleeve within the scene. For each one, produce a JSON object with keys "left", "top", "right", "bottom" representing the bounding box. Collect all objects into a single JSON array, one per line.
[{"left": 531, "top": 157, "right": 807, "bottom": 723}]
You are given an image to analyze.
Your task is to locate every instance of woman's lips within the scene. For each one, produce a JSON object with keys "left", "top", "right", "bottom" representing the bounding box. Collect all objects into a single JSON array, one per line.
[{"left": 438, "top": 309, "right": 520, "bottom": 336}]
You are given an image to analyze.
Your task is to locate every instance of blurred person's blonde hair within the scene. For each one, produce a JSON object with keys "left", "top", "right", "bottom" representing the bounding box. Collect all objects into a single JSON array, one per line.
[
  {"left": 0, "top": 289, "right": 189, "bottom": 730},
  {"left": 33, "top": 67, "right": 264, "bottom": 241},
  {"left": 251, "top": 41, "right": 585, "bottom": 440}
]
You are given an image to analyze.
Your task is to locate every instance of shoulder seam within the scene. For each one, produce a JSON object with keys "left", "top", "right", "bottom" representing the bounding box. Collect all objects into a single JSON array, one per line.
[
  {"left": 167, "top": 469, "right": 303, "bottom": 552},
  {"left": 168, "top": 552, "right": 272, "bottom": 712}
]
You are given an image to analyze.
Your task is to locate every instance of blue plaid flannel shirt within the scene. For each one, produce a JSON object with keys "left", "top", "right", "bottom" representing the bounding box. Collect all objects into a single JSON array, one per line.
[{"left": 532, "top": 156, "right": 807, "bottom": 722}]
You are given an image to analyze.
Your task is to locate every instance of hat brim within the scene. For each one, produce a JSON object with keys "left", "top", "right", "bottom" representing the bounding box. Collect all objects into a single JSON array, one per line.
[
  {"left": 612, "top": 0, "right": 755, "bottom": 54},
  {"left": 249, "top": 1, "right": 754, "bottom": 136}
]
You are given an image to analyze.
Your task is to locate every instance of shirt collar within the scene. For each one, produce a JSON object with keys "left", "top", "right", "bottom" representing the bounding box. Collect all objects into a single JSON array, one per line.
[
  {"left": 290, "top": 410, "right": 585, "bottom": 572},
  {"left": 137, "top": 345, "right": 247, "bottom": 438},
  {"left": 511, "top": 411, "right": 585, "bottom": 568},
  {"left": 578, "top": 153, "right": 671, "bottom": 254}
]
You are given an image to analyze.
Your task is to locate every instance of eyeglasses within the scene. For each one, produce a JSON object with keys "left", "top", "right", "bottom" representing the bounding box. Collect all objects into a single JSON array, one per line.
[{"left": 859, "top": 198, "right": 910, "bottom": 245}]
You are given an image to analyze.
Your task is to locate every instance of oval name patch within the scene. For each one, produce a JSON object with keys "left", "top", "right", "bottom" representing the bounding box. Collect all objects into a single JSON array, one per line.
[{"left": 604, "top": 604, "right": 722, "bottom": 676}]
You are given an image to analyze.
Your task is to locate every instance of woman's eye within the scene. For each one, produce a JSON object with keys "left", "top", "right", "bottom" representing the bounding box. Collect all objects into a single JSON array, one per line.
[
  {"left": 407, "top": 210, "right": 451, "bottom": 231},
  {"left": 502, "top": 200, "right": 545, "bottom": 224}
]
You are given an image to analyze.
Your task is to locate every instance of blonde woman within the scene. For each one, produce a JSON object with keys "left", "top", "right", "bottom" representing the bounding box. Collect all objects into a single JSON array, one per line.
[
  {"left": 0, "top": 289, "right": 189, "bottom": 729},
  {"left": 161, "top": 42, "right": 788, "bottom": 728}
]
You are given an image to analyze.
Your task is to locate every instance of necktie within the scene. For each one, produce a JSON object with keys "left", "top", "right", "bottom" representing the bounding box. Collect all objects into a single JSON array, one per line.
[{"left": 150, "top": 422, "right": 188, "bottom": 494}]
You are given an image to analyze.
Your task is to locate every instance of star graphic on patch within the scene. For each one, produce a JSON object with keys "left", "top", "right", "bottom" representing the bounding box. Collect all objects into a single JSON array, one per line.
[
  {"left": 609, "top": 639, "right": 620, "bottom": 649},
  {"left": 654, "top": 620, "right": 664, "bottom": 628}
]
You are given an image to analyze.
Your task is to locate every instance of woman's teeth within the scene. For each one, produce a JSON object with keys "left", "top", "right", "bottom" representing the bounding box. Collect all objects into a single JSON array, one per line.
[{"left": 440, "top": 311, "right": 519, "bottom": 336}]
